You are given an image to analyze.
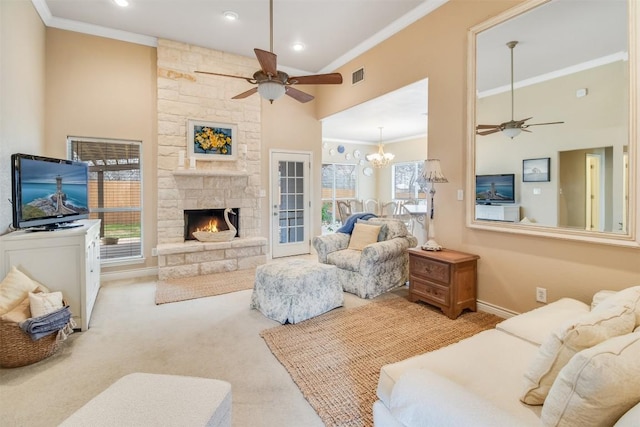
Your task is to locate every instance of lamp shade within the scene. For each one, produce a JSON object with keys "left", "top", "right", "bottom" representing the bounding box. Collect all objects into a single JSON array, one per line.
[
  {"left": 258, "top": 81, "right": 285, "bottom": 103},
  {"left": 422, "top": 159, "right": 448, "bottom": 183}
]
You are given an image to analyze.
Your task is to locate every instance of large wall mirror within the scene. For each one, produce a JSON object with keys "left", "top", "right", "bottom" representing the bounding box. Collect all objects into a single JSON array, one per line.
[{"left": 466, "top": 0, "right": 639, "bottom": 247}]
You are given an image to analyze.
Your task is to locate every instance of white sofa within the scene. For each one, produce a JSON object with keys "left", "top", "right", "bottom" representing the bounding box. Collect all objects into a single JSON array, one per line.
[{"left": 374, "top": 289, "right": 640, "bottom": 427}]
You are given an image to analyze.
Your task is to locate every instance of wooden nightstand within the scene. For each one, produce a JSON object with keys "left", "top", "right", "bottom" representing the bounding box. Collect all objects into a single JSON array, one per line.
[{"left": 407, "top": 248, "right": 480, "bottom": 319}]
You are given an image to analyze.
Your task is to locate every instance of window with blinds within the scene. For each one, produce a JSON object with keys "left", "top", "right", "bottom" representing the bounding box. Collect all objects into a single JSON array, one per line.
[{"left": 68, "top": 137, "right": 142, "bottom": 262}]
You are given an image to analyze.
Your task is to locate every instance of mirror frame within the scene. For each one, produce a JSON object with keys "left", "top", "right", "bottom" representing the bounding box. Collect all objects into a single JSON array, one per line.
[{"left": 466, "top": 0, "right": 640, "bottom": 248}]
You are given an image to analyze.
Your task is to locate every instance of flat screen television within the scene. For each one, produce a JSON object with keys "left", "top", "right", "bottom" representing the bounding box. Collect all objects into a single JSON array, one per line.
[
  {"left": 11, "top": 153, "right": 90, "bottom": 230},
  {"left": 475, "top": 174, "right": 515, "bottom": 204}
]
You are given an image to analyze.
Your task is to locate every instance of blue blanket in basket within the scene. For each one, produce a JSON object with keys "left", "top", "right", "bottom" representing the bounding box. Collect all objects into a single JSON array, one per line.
[{"left": 19, "top": 306, "right": 72, "bottom": 341}]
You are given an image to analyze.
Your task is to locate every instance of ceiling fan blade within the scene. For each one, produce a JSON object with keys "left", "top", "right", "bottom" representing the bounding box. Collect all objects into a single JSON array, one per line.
[
  {"left": 195, "top": 70, "right": 252, "bottom": 82},
  {"left": 522, "top": 121, "right": 565, "bottom": 128},
  {"left": 254, "top": 48, "right": 278, "bottom": 77},
  {"left": 285, "top": 86, "right": 314, "bottom": 103},
  {"left": 477, "top": 128, "right": 501, "bottom": 136},
  {"left": 476, "top": 124, "right": 501, "bottom": 129},
  {"left": 287, "top": 73, "right": 343, "bottom": 85},
  {"left": 232, "top": 87, "right": 258, "bottom": 100}
]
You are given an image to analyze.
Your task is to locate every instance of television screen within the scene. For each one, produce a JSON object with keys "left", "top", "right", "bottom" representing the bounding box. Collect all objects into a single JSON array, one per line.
[
  {"left": 475, "top": 174, "right": 515, "bottom": 204},
  {"left": 12, "top": 153, "right": 90, "bottom": 230}
]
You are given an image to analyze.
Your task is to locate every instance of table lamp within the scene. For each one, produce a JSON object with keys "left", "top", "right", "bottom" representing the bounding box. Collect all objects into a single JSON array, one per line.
[{"left": 421, "top": 159, "right": 448, "bottom": 251}]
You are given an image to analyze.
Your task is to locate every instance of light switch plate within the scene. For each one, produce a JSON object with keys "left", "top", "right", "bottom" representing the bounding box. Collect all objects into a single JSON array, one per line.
[{"left": 457, "top": 189, "right": 464, "bottom": 201}]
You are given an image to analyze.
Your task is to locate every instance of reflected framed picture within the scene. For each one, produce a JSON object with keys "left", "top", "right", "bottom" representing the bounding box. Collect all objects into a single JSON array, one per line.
[
  {"left": 523, "top": 157, "right": 550, "bottom": 182},
  {"left": 187, "top": 120, "right": 237, "bottom": 161}
]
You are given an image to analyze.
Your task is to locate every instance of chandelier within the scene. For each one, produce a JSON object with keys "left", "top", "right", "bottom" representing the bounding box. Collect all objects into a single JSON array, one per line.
[{"left": 366, "top": 127, "right": 395, "bottom": 168}]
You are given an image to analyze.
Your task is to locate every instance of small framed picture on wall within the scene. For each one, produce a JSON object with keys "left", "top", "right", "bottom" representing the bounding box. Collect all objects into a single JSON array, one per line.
[
  {"left": 187, "top": 120, "right": 237, "bottom": 161},
  {"left": 523, "top": 157, "right": 550, "bottom": 182}
]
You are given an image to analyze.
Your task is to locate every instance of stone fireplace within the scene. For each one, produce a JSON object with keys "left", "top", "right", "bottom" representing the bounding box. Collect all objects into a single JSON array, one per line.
[
  {"left": 184, "top": 208, "right": 240, "bottom": 241},
  {"left": 154, "top": 39, "right": 267, "bottom": 280}
]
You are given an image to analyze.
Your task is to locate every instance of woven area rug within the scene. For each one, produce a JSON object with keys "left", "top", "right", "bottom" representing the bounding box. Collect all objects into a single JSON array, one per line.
[
  {"left": 260, "top": 295, "right": 502, "bottom": 427},
  {"left": 155, "top": 268, "right": 256, "bottom": 304}
]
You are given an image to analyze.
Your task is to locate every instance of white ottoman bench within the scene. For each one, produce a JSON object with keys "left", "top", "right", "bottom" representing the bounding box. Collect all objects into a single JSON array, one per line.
[
  {"left": 60, "top": 373, "right": 231, "bottom": 427},
  {"left": 250, "top": 259, "right": 343, "bottom": 324}
]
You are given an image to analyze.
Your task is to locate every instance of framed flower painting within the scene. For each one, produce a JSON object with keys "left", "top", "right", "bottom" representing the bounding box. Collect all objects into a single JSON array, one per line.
[{"left": 187, "top": 120, "right": 237, "bottom": 161}]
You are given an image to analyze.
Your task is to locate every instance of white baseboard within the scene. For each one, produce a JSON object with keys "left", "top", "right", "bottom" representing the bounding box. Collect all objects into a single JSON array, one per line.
[
  {"left": 101, "top": 266, "right": 158, "bottom": 283},
  {"left": 477, "top": 299, "right": 519, "bottom": 319}
]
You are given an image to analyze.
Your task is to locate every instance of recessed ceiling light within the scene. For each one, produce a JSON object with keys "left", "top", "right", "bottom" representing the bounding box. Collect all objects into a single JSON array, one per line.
[
  {"left": 113, "top": 0, "right": 129, "bottom": 7},
  {"left": 292, "top": 42, "right": 305, "bottom": 52},
  {"left": 223, "top": 11, "right": 239, "bottom": 21}
]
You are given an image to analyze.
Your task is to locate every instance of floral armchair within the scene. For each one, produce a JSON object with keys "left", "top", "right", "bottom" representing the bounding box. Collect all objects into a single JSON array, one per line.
[{"left": 312, "top": 217, "right": 418, "bottom": 299}]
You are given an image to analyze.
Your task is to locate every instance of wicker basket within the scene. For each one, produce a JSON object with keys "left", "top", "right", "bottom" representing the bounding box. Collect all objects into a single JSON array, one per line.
[{"left": 0, "top": 320, "right": 60, "bottom": 368}]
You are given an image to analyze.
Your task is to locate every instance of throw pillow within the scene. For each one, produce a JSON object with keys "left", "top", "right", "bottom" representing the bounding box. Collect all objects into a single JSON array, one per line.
[
  {"left": 29, "top": 291, "right": 64, "bottom": 318},
  {"left": 0, "top": 296, "right": 31, "bottom": 323},
  {"left": 541, "top": 332, "right": 640, "bottom": 427},
  {"left": 0, "top": 266, "right": 41, "bottom": 316},
  {"left": 521, "top": 303, "right": 636, "bottom": 405},
  {"left": 593, "top": 286, "right": 640, "bottom": 327},
  {"left": 347, "top": 223, "right": 382, "bottom": 251},
  {"left": 357, "top": 219, "right": 388, "bottom": 241}
]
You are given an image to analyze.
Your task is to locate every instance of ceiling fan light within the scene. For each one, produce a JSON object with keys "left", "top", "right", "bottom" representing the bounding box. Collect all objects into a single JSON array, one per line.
[
  {"left": 503, "top": 127, "right": 521, "bottom": 139},
  {"left": 258, "top": 81, "right": 285, "bottom": 103},
  {"left": 223, "top": 11, "right": 239, "bottom": 21}
]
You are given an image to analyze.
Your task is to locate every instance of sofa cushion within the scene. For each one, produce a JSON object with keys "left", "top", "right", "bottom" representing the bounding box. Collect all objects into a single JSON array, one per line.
[
  {"left": 378, "top": 329, "right": 542, "bottom": 424},
  {"left": 496, "top": 298, "right": 590, "bottom": 346},
  {"left": 347, "top": 223, "right": 382, "bottom": 250},
  {"left": 0, "top": 266, "right": 41, "bottom": 316},
  {"left": 521, "top": 302, "right": 636, "bottom": 405},
  {"left": 326, "top": 249, "right": 361, "bottom": 272},
  {"left": 389, "top": 369, "right": 526, "bottom": 427},
  {"left": 541, "top": 332, "right": 640, "bottom": 427}
]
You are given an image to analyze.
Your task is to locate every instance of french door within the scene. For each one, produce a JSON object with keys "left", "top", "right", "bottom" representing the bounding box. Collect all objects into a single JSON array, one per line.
[{"left": 270, "top": 151, "right": 311, "bottom": 258}]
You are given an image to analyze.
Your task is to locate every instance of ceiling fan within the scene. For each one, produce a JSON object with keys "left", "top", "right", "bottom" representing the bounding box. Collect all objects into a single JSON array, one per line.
[
  {"left": 194, "top": 0, "right": 342, "bottom": 104},
  {"left": 476, "top": 41, "right": 564, "bottom": 139}
]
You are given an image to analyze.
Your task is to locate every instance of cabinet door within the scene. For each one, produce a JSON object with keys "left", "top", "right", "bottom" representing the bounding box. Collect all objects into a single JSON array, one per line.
[{"left": 4, "top": 244, "right": 82, "bottom": 322}]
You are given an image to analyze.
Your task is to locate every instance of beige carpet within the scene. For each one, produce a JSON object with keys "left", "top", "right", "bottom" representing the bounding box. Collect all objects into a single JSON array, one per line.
[
  {"left": 260, "top": 295, "right": 502, "bottom": 427},
  {"left": 155, "top": 268, "right": 256, "bottom": 304}
]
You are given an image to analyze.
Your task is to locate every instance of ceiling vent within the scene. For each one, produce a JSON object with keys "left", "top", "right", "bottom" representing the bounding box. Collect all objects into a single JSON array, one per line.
[{"left": 352, "top": 67, "right": 365, "bottom": 85}]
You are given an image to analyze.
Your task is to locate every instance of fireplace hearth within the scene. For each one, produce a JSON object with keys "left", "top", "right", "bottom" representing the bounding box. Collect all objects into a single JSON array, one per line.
[{"left": 184, "top": 208, "right": 240, "bottom": 241}]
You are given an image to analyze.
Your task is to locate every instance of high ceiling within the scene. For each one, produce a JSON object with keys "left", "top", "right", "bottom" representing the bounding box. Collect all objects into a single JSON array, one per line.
[{"left": 35, "top": 0, "right": 627, "bottom": 144}]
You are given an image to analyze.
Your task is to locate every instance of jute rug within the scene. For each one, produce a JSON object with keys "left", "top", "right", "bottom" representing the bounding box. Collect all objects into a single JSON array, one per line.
[
  {"left": 260, "top": 295, "right": 502, "bottom": 427},
  {"left": 155, "top": 268, "right": 256, "bottom": 304}
]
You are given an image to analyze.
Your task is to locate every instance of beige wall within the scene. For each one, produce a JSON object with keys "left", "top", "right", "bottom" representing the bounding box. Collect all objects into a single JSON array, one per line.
[
  {"left": 45, "top": 29, "right": 158, "bottom": 274},
  {"left": 262, "top": 91, "right": 323, "bottom": 241},
  {"left": 0, "top": 1, "right": 46, "bottom": 232},
  {"left": 315, "top": 0, "right": 640, "bottom": 313}
]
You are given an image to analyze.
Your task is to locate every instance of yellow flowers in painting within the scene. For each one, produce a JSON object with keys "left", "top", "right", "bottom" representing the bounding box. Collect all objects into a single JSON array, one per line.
[{"left": 194, "top": 126, "right": 232, "bottom": 155}]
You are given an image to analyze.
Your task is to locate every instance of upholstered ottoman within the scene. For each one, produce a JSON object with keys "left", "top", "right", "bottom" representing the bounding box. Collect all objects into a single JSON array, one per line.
[
  {"left": 251, "top": 259, "right": 343, "bottom": 324},
  {"left": 60, "top": 373, "right": 231, "bottom": 427}
]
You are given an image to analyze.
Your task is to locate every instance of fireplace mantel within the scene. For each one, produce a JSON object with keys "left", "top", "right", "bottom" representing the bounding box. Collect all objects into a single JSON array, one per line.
[{"left": 173, "top": 169, "right": 249, "bottom": 177}]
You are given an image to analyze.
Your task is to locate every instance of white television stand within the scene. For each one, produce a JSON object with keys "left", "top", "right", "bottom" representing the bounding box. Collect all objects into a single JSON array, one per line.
[
  {"left": 0, "top": 219, "right": 101, "bottom": 331},
  {"left": 475, "top": 204, "right": 520, "bottom": 222}
]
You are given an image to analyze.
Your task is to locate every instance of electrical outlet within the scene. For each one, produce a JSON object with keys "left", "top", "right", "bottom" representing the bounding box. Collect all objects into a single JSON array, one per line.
[{"left": 536, "top": 287, "right": 547, "bottom": 303}]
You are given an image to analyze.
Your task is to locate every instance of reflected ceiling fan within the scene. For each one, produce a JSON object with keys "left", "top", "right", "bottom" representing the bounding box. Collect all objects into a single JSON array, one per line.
[
  {"left": 195, "top": 0, "right": 342, "bottom": 104},
  {"left": 476, "top": 41, "right": 564, "bottom": 139}
]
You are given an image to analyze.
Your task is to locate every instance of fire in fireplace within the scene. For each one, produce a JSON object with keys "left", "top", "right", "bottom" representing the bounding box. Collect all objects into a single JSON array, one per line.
[{"left": 184, "top": 208, "right": 240, "bottom": 241}]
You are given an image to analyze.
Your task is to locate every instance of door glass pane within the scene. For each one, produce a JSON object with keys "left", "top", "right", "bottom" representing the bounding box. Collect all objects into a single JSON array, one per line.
[{"left": 278, "top": 160, "right": 305, "bottom": 244}]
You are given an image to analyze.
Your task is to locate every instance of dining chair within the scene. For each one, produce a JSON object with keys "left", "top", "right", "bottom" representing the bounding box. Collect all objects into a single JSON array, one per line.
[{"left": 364, "top": 199, "right": 380, "bottom": 215}]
